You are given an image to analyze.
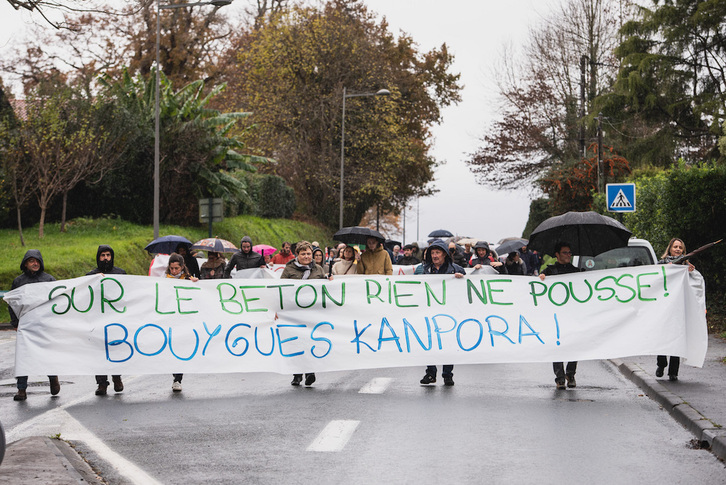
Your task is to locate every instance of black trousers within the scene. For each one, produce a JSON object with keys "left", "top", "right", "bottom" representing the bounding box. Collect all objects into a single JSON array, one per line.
[
  {"left": 425, "top": 365, "right": 453, "bottom": 378},
  {"left": 95, "top": 375, "right": 121, "bottom": 385},
  {"left": 553, "top": 362, "right": 577, "bottom": 382},
  {"left": 657, "top": 355, "right": 680, "bottom": 377}
]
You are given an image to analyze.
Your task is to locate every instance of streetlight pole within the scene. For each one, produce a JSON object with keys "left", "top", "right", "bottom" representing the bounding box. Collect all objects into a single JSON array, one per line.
[
  {"left": 339, "top": 87, "right": 390, "bottom": 229},
  {"left": 154, "top": 0, "right": 232, "bottom": 239}
]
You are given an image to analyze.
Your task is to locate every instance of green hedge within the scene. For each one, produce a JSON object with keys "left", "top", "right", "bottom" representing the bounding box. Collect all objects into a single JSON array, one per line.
[{"left": 230, "top": 172, "right": 296, "bottom": 219}]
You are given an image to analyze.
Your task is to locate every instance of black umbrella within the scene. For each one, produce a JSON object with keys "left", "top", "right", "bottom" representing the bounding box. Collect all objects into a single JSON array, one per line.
[
  {"left": 333, "top": 226, "right": 385, "bottom": 245},
  {"left": 428, "top": 229, "right": 454, "bottom": 238},
  {"left": 144, "top": 235, "right": 193, "bottom": 254},
  {"left": 528, "top": 211, "right": 631, "bottom": 257},
  {"left": 496, "top": 238, "right": 529, "bottom": 255},
  {"left": 384, "top": 239, "right": 402, "bottom": 251}
]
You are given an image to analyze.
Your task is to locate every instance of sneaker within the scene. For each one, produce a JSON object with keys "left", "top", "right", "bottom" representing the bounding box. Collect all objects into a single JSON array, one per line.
[
  {"left": 655, "top": 366, "right": 665, "bottom": 378},
  {"left": 556, "top": 380, "right": 566, "bottom": 390},
  {"left": 566, "top": 375, "right": 576, "bottom": 388},
  {"left": 668, "top": 375, "right": 678, "bottom": 382},
  {"left": 172, "top": 380, "right": 182, "bottom": 392},
  {"left": 14, "top": 389, "right": 27, "bottom": 401},
  {"left": 291, "top": 375, "right": 302, "bottom": 386},
  {"left": 420, "top": 374, "right": 436, "bottom": 385},
  {"left": 443, "top": 376, "right": 455, "bottom": 386},
  {"left": 49, "top": 376, "right": 61, "bottom": 396},
  {"left": 95, "top": 384, "right": 108, "bottom": 396},
  {"left": 112, "top": 376, "right": 124, "bottom": 393},
  {"left": 304, "top": 374, "right": 316, "bottom": 386}
]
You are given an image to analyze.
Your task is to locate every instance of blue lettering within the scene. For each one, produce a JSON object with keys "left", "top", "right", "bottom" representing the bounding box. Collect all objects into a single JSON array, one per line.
[
  {"left": 225, "top": 323, "right": 251, "bottom": 356},
  {"left": 276, "top": 324, "right": 306, "bottom": 357},
  {"left": 311, "top": 322, "right": 334, "bottom": 358},
  {"left": 104, "top": 323, "right": 133, "bottom": 363},
  {"left": 456, "top": 318, "right": 483, "bottom": 351},
  {"left": 351, "top": 320, "right": 376, "bottom": 353}
]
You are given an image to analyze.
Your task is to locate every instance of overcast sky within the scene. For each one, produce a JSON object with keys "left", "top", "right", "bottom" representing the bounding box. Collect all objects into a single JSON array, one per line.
[{"left": 0, "top": 0, "right": 555, "bottom": 244}]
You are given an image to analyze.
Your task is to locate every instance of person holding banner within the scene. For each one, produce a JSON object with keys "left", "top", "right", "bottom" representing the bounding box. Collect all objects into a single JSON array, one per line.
[
  {"left": 359, "top": 236, "right": 393, "bottom": 275},
  {"left": 165, "top": 253, "right": 199, "bottom": 391},
  {"left": 224, "top": 236, "right": 267, "bottom": 277},
  {"left": 200, "top": 251, "right": 226, "bottom": 280},
  {"left": 416, "top": 239, "right": 465, "bottom": 386},
  {"left": 470, "top": 241, "right": 506, "bottom": 274},
  {"left": 656, "top": 238, "right": 695, "bottom": 381},
  {"left": 10, "top": 250, "right": 60, "bottom": 401},
  {"left": 86, "top": 245, "right": 127, "bottom": 396},
  {"left": 281, "top": 241, "right": 326, "bottom": 386},
  {"left": 539, "top": 242, "right": 583, "bottom": 389}
]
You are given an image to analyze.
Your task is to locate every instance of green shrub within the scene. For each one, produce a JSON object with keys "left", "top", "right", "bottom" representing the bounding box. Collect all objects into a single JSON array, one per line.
[{"left": 257, "top": 175, "right": 295, "bottom": 219}]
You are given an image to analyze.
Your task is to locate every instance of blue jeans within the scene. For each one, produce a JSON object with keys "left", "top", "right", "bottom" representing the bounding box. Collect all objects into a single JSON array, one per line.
[{"left": 16, "top": 376, "right": 57, "bottom": 390}]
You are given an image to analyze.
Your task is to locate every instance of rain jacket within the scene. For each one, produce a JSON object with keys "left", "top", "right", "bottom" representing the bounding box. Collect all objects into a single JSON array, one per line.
[
  {"left": 414, "top": 240, "right": 466, "bottom": 275},
  {"left": 86, "top": 245, "right": 127, "bottom": 275},
  {"left": 224, "top": 236, "right": 266, "bottom": 277},
  {"left": 10, "top": 250, "right": 56, "bottom": 328},
  {"left": 541, "top": 261, "right": 583, "bottom": 276},
  {"left": 358, "top": 244, "right": 393, "bottom": 275}
]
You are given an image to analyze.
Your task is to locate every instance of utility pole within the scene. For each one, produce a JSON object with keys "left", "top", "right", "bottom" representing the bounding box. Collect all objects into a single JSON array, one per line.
[
  {"left": 579, "top": 55, "right": 587, "bottom": 157},
  {"left": 597, "top": 112, "right": 604, "bottom": 194}
]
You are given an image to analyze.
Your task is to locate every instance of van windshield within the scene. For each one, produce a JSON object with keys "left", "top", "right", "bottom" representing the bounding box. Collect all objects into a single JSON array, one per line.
[{"left": 577, "top": 246, "right": 655, "bottom": 271}]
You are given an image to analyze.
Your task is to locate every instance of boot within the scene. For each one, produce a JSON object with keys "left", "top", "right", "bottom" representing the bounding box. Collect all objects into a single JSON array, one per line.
[
  {"left": 49, "top": 376, "right": 61, "bottom": 396},
  {"left": 95, "top": 383, "right": 108, "bottom": 396},
  {"left": 112, "top": 376, "right": 124, "bottom": 393},
  {"left": 14, "top": 389, "right": 27, "bottom": 401}
]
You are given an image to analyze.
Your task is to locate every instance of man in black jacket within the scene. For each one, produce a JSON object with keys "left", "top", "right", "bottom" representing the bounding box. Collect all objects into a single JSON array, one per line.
[
  {"left": 11, "top": 250, "right": 60, "bottom": 401},
  {"left": 539, "top": 241, "right": 584, "bottom": 389},
  {"left": 417, "top": 239, "right": 465, "bottom": 386},
  {"left": 224, "top": 236, "right": 267, "bottom": 278},
  {"left": 396, "top": 244, "right": 420, "bottom": 266},
  {"left": 87, "top": 245, "right": 126, "bottom": 396}
]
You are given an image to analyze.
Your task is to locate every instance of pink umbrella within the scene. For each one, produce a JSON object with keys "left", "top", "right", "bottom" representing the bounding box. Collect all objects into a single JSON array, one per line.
[{"left": 253, "top": 244, "right": 277, "bottom": 256}]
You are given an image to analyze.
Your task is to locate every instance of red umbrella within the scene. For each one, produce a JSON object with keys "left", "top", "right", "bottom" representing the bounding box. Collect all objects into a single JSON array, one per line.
[{"left": 253, "top": 244, "right": 277, "bottom": 256}]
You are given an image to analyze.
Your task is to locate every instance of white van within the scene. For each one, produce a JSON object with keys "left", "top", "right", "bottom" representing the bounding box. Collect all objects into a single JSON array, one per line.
[{"left": 573, "top": 238, "right": 658, "bottom": 271}]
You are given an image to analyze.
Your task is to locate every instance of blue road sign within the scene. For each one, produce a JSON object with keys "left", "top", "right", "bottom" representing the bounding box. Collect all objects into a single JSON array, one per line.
[{"left": 606, "top": 183, "right": 636, "bottom": 213}]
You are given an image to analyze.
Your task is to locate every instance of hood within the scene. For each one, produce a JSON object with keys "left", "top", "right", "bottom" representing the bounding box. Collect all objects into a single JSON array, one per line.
[
  {"left": 425, "top": 239, "right": 452, "bottom": 265},
  {"left": 473, "top": 240, "right": 490, "bottom": 257},
  {"left": 240, "top": 236, "right": 253, "bottom": 252},
  {"left": 21, "top": 249, "right": 45, "bottom": 274},
  {"left": 96, "top": 244, "right": 115, "bottom": 272}
]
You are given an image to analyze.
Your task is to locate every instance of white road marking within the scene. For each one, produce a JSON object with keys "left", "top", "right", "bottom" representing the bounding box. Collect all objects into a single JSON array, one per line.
[
  {"left": 7, "top": 376, "right": 160, "bottom": 485},
  {"left": 358, "top": 377, "right": 394, "bottom": 394},
  {"left": 307, "top": 420, "right": 360, "bottom": 452}
]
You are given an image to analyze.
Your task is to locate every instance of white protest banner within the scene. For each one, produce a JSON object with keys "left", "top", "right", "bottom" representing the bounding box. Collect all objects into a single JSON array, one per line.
[{"left": 5, "top": 264, "right": 707, "bottom": 376}]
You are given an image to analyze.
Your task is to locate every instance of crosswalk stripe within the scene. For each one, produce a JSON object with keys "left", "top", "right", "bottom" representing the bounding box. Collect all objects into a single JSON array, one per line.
[
  {"left": 358, "top": 377, "right": 394, "bottom": 394},
  {"left": 307, "top": 420, "right": 360, "bottom": 452}
]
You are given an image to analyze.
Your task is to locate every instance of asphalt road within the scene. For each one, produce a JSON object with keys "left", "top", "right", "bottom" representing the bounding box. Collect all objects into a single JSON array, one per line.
[{"left": 1, "top": 331, "right": 724, "bottom": 484}]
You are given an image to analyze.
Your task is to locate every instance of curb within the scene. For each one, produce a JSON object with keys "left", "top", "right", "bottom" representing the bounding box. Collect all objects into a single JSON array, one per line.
[{"left": 611, "top": 359, "right": 726, "bottom": 460}]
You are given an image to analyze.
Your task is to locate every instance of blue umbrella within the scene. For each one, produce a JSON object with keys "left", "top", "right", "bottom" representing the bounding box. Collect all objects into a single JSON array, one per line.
[{"left": 144, "top": 235, "right": 193, "bottom": 254}]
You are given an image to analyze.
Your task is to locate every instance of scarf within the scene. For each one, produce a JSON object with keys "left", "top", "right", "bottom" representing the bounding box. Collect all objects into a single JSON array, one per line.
[{"left": 294, "top": 260, "right": 314, "bottom": 279}]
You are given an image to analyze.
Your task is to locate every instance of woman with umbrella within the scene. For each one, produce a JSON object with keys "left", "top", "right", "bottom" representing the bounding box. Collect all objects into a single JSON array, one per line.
[
  {"left": 332, "top": 245, "right": 358, "bottom": 275},
  {"left": 280, "top": 241, "right": 326, "bottom": 386},
  {"left": 200, "top": 252, "right": 226, "bottom": 279},
  {"left": 655, "top": 238, "right": 696, "bottom": 382}
]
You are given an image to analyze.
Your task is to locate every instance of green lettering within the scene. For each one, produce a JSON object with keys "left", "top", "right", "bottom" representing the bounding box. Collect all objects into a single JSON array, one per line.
[
  {"left": 217, "top": 282, "right": 243, "bottom": 315},
  {"left": 568, "top": 279, "right": 593, "bottom": 303},
  {"left": 238, "top": 285, "right": 268, "bottom": 313},
  {"left": 615, "top": 274, "right": 636, "bottom": 303},
  {"left": 155, "top": 283, "right": 174, "bottom": 315},
  {"left": 393, "top": 281, "right": 420, "bottom": 308},
  {"left": 425, "top": 280, "right": 446, "bottom": 306},
  {"left": 175, "top": 286, "right": 200, "bottom": 314},
  {"left": 467, "top": 279, "right": 488, "bottom": 304},
  {"left": 100, "top": 278, "right": 125, "bottom": 314},
  {"left": 295, "top": 284, "right": 317, "bottom": 308},
  {"left": 637, "top": 271, "right": 659, "bottom": 302},
  {"left": 594, "top": 276, "right": 616, "bottom": 301},
  {"left": 528, "top": 281, "right": 547, "bottom": 306},
  {"left": 49, "top": 285, "right": 71, "bottom": 315},
  {"left": 487, "top": 279, "right": 513, "bottom": 305},
  {"left": 267, "top": 284, "right": 294, "bottom": 310},
  {"left": 322, "top": 282, "right": 345, "bottom": 308},
  {"left": 366, "top": 279, "right": 383, "bottom": 304}
]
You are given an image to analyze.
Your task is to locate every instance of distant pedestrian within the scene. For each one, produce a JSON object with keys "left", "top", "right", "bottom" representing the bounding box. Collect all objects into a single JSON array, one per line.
[
  {"left": 539, "top": 242, "right": 583, "bottom": 389},
  {"left": 271, "top": 241, "right": 295, "bottom": 265},
  {"left": 280, "top": 241, "right": 325, "bottom": 386},
  {"left": 396, "top": 244, "right": 420, "bottom": 266},
  {"left": 391, "top": 245, "right": 402, "bottom": 264},
  {"left": 200, "top": 251, "right": 226, "bottom": 279},
  {"left": 11, "top": 250, "right": 60, "bottom": 401},
  {"left": 87, "top": 245, "right": 126, "bottom": 396},
  {"left": 655, "top": 238, "right": 695, "bottom": 381},
  {"left": 416, "top": 239, "right": 465, "bottom": 386},
  {"left": 504, "top": 251, "right": 526, "bottom": 275},
  {"left": 175, "top": 243, "right": 200, "bottom": 279},
  {"left": 165, "top": 253, "right": 199, "bottom": 392}
]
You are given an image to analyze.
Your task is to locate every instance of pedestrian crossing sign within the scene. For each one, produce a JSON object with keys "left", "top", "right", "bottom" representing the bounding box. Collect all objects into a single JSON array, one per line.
[{"left": 606, "top": 183, "right": 636, "bottom": 212}]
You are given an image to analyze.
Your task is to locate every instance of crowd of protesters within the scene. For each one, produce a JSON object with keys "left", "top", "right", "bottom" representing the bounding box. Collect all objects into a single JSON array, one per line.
[{"left": 8, "top": 232, "right": 692, "bottom": 400}]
